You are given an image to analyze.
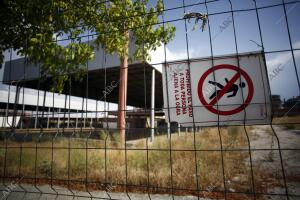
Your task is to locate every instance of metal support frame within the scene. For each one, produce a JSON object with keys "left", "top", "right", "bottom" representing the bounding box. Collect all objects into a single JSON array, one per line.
[
  {"left": 47, "top": 107, "right": 50, "bottom": 128},
  {"left": 75, "top": 110, "right": 78, "bottom": 129}
]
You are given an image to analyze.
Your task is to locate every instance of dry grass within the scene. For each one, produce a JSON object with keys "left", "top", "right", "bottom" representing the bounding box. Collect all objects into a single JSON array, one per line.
[
  {"left": 0, "top": 126, "right": 279, "bottom": 198},
  {"left": 272, "top": 115, "right": 300, "bottom": 122}
]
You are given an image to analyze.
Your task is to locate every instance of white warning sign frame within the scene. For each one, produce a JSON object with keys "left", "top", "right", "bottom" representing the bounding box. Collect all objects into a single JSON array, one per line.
[{"left": 162, "top": 52, "right": 271, "bottom": 127}]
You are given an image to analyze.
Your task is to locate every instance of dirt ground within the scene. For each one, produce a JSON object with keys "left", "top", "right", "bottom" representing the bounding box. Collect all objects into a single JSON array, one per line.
[{"left": 248, "top": 125, "right": 300, "bottom": 200}]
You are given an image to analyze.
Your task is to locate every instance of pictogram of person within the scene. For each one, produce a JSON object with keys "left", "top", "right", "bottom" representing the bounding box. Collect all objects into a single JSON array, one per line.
[{"left": 208, "top": 78, "right": 246, "bottom": 100}]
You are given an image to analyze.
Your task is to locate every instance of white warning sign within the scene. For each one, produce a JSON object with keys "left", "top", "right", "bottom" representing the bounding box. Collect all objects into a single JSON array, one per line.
[{"left": 162, "top": 52, "right": 271, "bottom": 127}]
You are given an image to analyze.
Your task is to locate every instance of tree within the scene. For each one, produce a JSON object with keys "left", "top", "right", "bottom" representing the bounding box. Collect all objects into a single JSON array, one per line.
[
  {"left": 0, "top": 0, "right": 176, "bottom": 143},
  {"left": 0, "top": 0, "right": 96, "bottom": 90}
]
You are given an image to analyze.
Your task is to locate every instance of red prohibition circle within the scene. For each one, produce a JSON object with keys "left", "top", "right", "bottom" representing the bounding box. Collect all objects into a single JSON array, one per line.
[{"left": 197, "top": 64, "right": 254, "bottom": 115}]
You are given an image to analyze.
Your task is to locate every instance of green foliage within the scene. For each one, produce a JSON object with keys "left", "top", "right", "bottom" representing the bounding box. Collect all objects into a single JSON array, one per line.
[
  {"left": 227, "top": 126, "right": 240, "bottom": 148},
  {"left": 0, "top": 0, "right": 175, "bottom": 92},
  {"left": 283, "top": 123, "right": 300, "bottom": 130},
  {"left": 71, "top": 151, "right": 86, "bottom": 172},
  {"left": 93, "top": 0, "right": 176, "bottom": 61},
  {"left": 0, "top": 148, "right": 5, "bottom": 158},
  {"left": 32, "top": 133, "right": 53, "bottom": 142},
  {"left": 110, "top": 132, "right": 121, "bottom": 144},
  {"left": 39, "top": 160, "right": 55, "bottom": 177},
  {"left": 98, "top": 130, "right": 109, "bottom": 140}
]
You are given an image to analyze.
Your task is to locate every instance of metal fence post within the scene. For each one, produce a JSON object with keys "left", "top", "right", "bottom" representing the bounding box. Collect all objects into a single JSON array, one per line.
[
  {"left": 151, "top": 68, "right": 155, "bottom": 142},
  {"left": 167, "top": 122, "right": 170, "bottom": 138}
]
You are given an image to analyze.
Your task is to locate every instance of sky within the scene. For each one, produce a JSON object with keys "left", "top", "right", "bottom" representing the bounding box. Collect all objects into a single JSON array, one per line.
[
  {"left": 147, "top": 0, "right": 300, "bottom": 101},
  {"left": 1, "top": 0, "right": 300, "bottom": 102}
]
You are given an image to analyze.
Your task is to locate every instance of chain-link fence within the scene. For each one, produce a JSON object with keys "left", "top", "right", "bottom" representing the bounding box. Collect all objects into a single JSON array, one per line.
[{"left": 0, "top": 0, "right": 300, "bottom": 199}]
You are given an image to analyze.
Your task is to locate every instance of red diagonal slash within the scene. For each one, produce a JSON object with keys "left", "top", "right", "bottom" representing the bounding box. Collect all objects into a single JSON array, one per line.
[{"left": 208, "top": 72, "right": 241, "bottom": 106}]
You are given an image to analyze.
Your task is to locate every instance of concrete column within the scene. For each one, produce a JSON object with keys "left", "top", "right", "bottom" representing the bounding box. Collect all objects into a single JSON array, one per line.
[
  {"left": 150, "top": 69, "right": 155, "bottom": 142},
  {"left": 67, "top": 109, "right": 70, "bottom": 128},
  {"left": 178, "top": 123, "right": 181, "bottom": 136},
  {"left": 90, "top": 117, "right": 93, "bottom": 128},
  {"left": 167, "top": 122, "right": 170, "bottom": 138},
  {"left": 2, "top": 108, "right": 6, "bottom": 127},
  {"left": 34, "top": 110, "right": 37, "bottom": 129},
  {"left": 57, "top": 108, "right": 60, "bottom": 128},
  {"left": 20, "top": 104, "right": 25, "bottom": 129},
  {"left": 67, "top": 115, "right": 70, "bottom": 128},
  {"left": 47, "top": 107, "right": 50, "bottom": 128},
  {"left": 68, "top": 95, "right": 70, "bottom": 128},
  {"left": 83, "top": 114, "right": 86, "bottom": 128},
  {"left": 75, "top": 110, "right": 78, "bottom": 129}
]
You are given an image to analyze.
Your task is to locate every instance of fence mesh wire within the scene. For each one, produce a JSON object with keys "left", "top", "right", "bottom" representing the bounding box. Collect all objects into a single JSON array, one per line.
[{"left": 0, "top": 0, "right": 300, "bottom": 199}]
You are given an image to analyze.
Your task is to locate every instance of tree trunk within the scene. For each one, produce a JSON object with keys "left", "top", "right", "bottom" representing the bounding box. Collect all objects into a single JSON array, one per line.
[{"left": 118, "top": 32, "right": 129, "bottom": 144}]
